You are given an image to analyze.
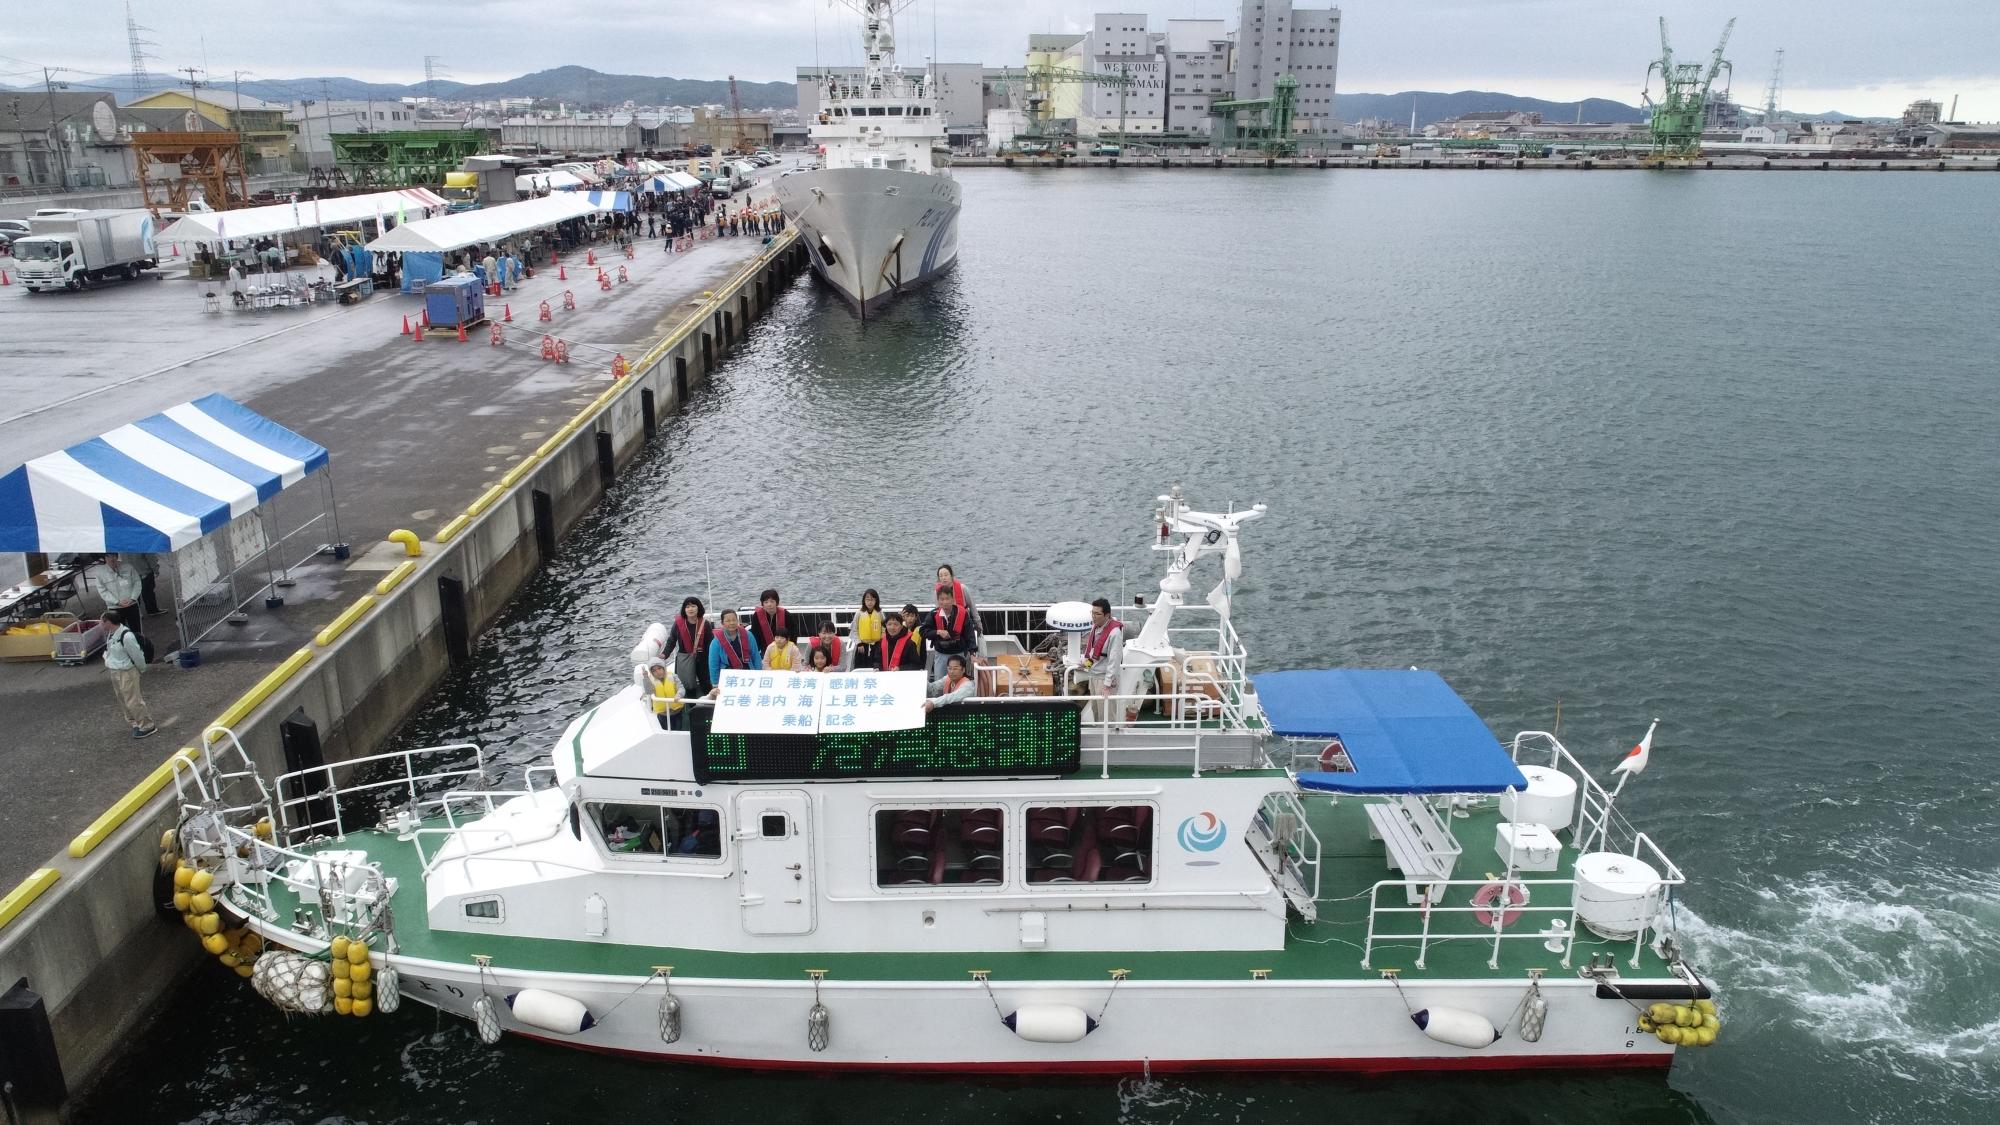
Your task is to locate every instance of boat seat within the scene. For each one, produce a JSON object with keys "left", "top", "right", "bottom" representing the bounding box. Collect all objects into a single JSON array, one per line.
[
  {"left": 959, "top": 808, "right": 1002, "bottom": 847},
  {"left": 1027, "top": 808, "right": 1076, "bottom": 846},
  {"left": 891, "top": 810, "right": 937, "bottom": 850},
  {"left": 1363, "top": 795, "right": 1460, "bottom": 905}
]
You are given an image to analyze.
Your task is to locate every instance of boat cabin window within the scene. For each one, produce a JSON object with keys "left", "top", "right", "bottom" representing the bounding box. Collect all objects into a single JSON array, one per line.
[
  {"left": 875, "top": 808, "right": 1006, "bottom": 888},
  {"left": 762, "top": 813, "right": 788, "bottom": 838},
  {"left": 461, "top": 896, "right": 504, "bottom": 922},
  {"left": 888, "top": 106, "right": 904, "bottom": 115},
  {"left": 1027, "top": 806, "right": 1153, "bottom": 885},
  {"left": 590, "top": 801, "right": 723, "bottom": 860}
]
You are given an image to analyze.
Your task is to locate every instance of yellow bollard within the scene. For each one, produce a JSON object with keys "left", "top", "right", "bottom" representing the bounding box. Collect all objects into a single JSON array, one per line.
[{"left": 387, "top": 529, "right": 421, "bottom": 557}]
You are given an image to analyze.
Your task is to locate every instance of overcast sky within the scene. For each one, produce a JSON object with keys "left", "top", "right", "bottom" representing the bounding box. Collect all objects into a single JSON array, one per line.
[{"left": 6, "top": 1, "right": 1995, "bottom": 119}]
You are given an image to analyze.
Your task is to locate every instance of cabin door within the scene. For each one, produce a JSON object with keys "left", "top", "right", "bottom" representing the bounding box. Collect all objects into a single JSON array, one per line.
[{"left": 735, "top": 790, "right": 816, "bottom": 935}]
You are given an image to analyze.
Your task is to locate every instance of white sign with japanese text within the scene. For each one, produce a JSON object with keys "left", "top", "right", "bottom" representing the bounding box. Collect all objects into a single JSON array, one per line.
[
  {"left": 711, "top": 671, "right": 821, "bottom": 735},
  {"left": 709, "top": 670, "right": 928, "bottom": 735},
  {"left": 815, "top": 670, "right": 926, "bottom": 733}
]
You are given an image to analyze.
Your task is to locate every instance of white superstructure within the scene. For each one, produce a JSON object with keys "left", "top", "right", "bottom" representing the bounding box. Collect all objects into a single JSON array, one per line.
[{"left": 775, "top": 0, "right": 962, "bottom": 317}]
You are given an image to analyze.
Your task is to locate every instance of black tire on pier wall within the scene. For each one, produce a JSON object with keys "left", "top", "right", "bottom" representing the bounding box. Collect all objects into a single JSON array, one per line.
[
  {"left": 532, "top": 489, "right": 556, "bottom": 560},
  {"left": 640, "top": 388, "right": 656, "bottom": 439},
  {"left": 673, "top": 357, "right": 688, "bottom": 405}
]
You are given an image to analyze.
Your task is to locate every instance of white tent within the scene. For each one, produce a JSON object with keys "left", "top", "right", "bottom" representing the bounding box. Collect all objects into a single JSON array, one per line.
[
  {"left": 363, "top": 191, "right": 632, "bottom": 254},
  {"left": 520, "top": 170, "right": 587, "bottom": 193},
  {"left": 155, "top": 189, "right": 450, "bottom": 244},
  {"left": 644, "top": 172, "right": 704, "bottom": 193}
]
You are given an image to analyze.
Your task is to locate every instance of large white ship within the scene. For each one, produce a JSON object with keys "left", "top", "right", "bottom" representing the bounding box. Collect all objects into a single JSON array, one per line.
[{"left": 775, "top": 0, "right": 962, "bottom": 318}]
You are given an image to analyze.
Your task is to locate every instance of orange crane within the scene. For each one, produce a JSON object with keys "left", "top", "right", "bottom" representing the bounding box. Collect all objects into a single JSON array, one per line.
[{"left": 727, "top": 74, "right": 752, "bottom": 154}]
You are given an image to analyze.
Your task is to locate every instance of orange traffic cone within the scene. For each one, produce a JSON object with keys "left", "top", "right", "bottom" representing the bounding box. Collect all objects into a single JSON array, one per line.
[
  {"left": 413, "top": 322, "right": 425, "bottom": 342},
  {"left": 400, "top": 314, "right": 411, "bottom": 336},
  {"left": 586, "top": 249, "right": 596, "bottom": 266},
  {"left": 503, "top": 303, "right": 513, "bottom": 323},
  {"left": 558, "top": 264, "right": 567, "bottom": 281},
  {"left": 1, "top": 269, "right": 10, "bottom": 287},
  {"left": 456, "top": 322, "right": 467, "bottom": 343},
  {"left": 421, "top": 307, "right": 430, "bottom": 328}
]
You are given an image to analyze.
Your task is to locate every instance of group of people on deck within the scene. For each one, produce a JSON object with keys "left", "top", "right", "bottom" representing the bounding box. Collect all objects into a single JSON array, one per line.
[{"left": 638, "top": 564, "right": 1126, "bottom": 722}]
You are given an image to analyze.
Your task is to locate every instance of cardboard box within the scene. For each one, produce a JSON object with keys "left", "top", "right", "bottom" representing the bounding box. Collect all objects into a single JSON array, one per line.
[{"left": 0, "top": 613, "right": 76, "bottom": 661}]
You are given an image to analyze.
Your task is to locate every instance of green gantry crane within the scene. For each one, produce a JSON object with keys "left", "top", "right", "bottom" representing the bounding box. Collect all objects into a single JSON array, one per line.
[
  {"left": 332, "top": 130, "right": 488, "bottom": 187},
  {"left": 1209, "top": 74, "right": 1298, "bottom": 155},
  {"left": 998, "top": 63, "right": 1137, "bottom": 151},
  {"left": 1643, "top": 16, "right": 1734, "bottom": 160}
]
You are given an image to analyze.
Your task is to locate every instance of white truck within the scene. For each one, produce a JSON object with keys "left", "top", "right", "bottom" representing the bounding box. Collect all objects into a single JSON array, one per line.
[{"left": 12, "top": 209, "right": 159, "bottom": 292}]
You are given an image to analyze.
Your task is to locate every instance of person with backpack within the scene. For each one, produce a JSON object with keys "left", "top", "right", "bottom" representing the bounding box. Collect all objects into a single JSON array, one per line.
[{"left": 104, "top": 608, "right": 157, "bottom": 739}]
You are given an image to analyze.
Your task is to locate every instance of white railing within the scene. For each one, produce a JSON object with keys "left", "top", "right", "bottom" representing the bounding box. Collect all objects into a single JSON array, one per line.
[
  {"left": 1362, "top": 876, "right": 1584, "bottom": 971},
  {"left": 1253, "top": 791, "right": 1323, "bottom": 918},
  {"left": 1507, "top": 731, "right": 1688, "bottom": 888},
  {"left": 170, "top": 726, "right": 276, "bottom": 825},
  {"left": 211, "top": 820, "right": 395, "bottom": 947},
  {"left": 273, "top": 742, "right": 488, "bottom": 843}
]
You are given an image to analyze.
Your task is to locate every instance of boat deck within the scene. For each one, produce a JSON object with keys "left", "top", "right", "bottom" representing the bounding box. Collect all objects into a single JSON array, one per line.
[{"left": 246, "top": 784, "right": 1676, "bottom": 985}]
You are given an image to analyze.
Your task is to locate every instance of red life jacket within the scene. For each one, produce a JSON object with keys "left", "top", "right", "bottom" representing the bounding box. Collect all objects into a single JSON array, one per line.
[
  {"left": 879, "top": 632, "right": 914, "bottom": 671},
  {"left": 933, "top": 603, "right": 968, "bottom": 637},
  {"left": 754, "top": 606, "right": 788, "bottom": 641},
  {"left": 674, "top": 616, "right": 707, "bottom": 655},
  {"left": 1086, "top": 619, "right": 1122, "bottom": 662},
  {"left": 813, "top": 636, "right": 842, "bottom": 664},
  {"left": 719, "top": 629, "right": 752, "bottom": 669}
]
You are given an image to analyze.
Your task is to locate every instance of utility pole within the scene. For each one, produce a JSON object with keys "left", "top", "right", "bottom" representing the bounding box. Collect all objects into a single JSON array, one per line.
[
  {"left": 179, "top": 66, "right": 207, "bottom": 131},
  {"left": 320, "top": 79, "right": 335, "bottom": 172},
  {"left": 7, "top": 97, "right": 28, "bottom": 187},
  {"left": 43, "top": 67, "right": 71, "bottom": 190},
  {"left": 232, "top": 70, "right": 253, "bottom": 175}
]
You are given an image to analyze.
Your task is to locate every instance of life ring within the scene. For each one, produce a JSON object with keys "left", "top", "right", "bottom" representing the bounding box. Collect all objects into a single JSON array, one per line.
[
  {"left": 1317, "top": 737, "right": 1349, "bottom": 770},
  {"left": 1471, "top": 880, "right": 1529, "bottom": 928}
]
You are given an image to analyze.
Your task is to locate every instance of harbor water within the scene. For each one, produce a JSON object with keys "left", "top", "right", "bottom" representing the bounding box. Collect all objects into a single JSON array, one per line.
[{"left": 82, "top": 168, "right": 2000, "bottom": 1124}]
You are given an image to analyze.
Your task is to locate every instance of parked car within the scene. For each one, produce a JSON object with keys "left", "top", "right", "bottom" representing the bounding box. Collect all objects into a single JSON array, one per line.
[{"left": 0, "top": 218, "right": 31, "bottom": 255}]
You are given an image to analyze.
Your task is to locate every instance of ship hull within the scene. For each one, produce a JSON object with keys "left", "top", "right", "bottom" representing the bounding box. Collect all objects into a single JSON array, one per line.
[
  {"left": 237, "top": 921, "right": 1675, "bottom": 1072},
  {"left": 774, "top": 166, "right": 960, "bottom": 317}
]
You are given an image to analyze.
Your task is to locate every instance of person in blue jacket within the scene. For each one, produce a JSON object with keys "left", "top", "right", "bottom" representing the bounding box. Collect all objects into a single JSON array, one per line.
[{"left": 705, "top": 608, "right": 763, "bottom": 694}]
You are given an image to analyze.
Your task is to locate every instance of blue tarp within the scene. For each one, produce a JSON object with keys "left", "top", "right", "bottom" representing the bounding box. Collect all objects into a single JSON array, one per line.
[
  {"left": 1255, "top": 668, "right": 1528, "bottom": 795},
  {"left": 0, "top": 394, "right": 327, "bottom": 553}
]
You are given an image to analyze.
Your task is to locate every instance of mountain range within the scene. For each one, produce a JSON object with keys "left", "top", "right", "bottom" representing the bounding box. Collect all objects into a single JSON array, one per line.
[{"left": 13, "top": 67, "right": 1868, "bottom": 124}]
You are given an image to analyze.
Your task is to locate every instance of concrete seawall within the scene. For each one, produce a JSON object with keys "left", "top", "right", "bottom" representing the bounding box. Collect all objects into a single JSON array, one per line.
[{"left": 0, "top": 232, "right": 807, "bottom": 1113}]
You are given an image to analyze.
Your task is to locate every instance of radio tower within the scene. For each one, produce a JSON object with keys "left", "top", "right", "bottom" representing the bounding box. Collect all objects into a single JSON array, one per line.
[
  {"left": 1762, "top": 48, "right": 1784, "bottom": 124},
  {"left": 423, "top": 55, "right": 449, "bottom": 102},
  {"left": 125, "top": 3, "right": 157, "bottom": 96}
]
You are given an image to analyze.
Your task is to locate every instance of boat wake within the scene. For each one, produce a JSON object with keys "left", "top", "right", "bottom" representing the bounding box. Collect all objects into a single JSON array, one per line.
[{"left": 1677, "top": 858, "right": 2000, "bottom": 1085}]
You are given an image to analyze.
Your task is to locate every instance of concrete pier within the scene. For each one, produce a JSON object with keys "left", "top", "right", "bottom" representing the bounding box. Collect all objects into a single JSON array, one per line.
[{"left": 0, "top": 176, "right": 809, "bottom": 1107}]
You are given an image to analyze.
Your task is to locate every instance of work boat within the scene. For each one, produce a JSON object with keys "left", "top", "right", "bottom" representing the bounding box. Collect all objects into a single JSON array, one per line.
[
  {"left": 171, "top": 488, "right": 1720, "bottom": 1073},
  {"left": 774, "top": 0, "right": 961, "bottom": 318}
]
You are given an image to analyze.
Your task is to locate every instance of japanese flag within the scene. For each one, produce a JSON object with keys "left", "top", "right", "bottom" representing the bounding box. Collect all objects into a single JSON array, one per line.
[{"left": 1612, "top": 719, "right": 1660, "bottom": 778}]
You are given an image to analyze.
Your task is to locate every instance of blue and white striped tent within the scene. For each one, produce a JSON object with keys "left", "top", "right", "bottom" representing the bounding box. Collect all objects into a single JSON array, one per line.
[{"left": 0, "top": 394, "right": 328, "bottom": 553}]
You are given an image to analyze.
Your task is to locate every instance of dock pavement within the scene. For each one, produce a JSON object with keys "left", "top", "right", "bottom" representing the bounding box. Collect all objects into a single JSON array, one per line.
[{"left": 0, "top": 163, "right": 796, "bottom": 889}]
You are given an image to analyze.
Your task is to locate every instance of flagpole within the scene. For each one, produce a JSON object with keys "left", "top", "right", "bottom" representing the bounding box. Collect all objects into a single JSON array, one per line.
[{"left": 1587, "top": 718, "right": 1658, "bottom": 855}]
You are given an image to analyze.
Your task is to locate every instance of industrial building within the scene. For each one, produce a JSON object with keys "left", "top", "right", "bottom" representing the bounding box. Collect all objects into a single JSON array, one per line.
[
  {"left": 1082, "top": 14, "right": 1167, "bottom": 134},
  {"left": 1233, "top": 1, "right": 1341, "bottom": 133},
  {"left": 287, "top": 100, "right": 424, "bottom": 166},
  {"left": 1166, "top": 19, "right": 1233, "bottom": 135},
  {"left": 124, "top": 90, "right": 293, "bottom": 173}
]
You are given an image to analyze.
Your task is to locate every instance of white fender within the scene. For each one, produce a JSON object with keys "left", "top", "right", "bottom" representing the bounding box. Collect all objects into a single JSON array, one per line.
[
  {"left": 507, "top": 988, "right": 596, "bottom": 1035},
  {"left": 1002, "top": 1005, "right": 1097, "bottom": 1043},
  {"left": 1411, "top": 1006, "right": 1500, "bottom": 1049},
  {"left": 628, "top": 622, "right": 669, "bottom": 665}
]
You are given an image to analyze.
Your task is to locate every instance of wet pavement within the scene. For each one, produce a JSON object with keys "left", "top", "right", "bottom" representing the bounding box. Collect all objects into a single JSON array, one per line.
[{"left": 0, "top": 162, "right": 796, "bottom": 887}]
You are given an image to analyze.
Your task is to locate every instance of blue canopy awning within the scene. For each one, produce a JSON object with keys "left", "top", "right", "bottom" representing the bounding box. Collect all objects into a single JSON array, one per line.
[
  {"left": 0, "top": 394, "right": 327, "bottom": 553},
  {"left": 1256, "top": 668, "right": 1528, "bottom": 795}
]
